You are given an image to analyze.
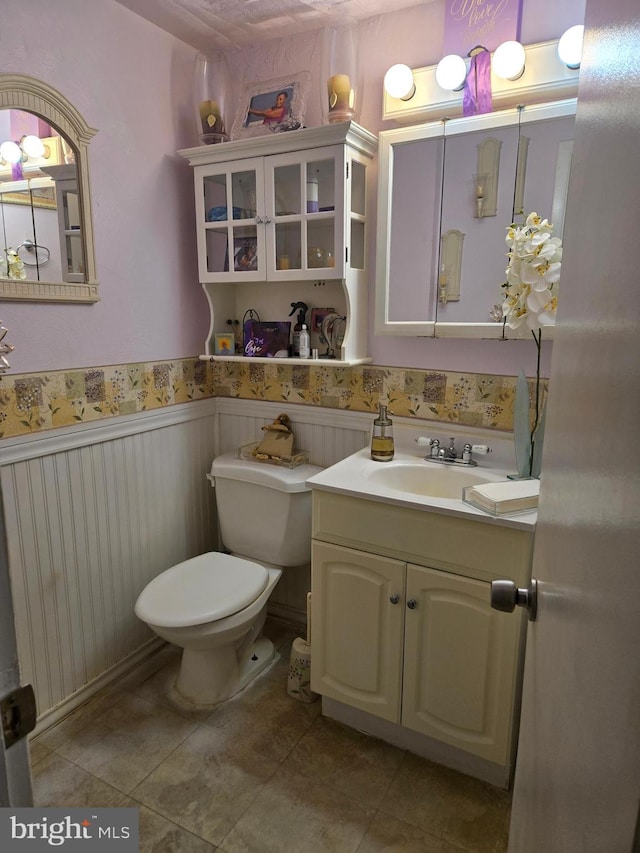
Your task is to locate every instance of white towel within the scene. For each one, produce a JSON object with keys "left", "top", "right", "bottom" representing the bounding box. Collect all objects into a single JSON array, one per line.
[{"left": 465, "top": 479, "right": 539, "bottom": 514}]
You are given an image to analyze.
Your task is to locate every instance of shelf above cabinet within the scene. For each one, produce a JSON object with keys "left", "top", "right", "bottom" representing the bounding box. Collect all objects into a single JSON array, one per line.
[{"left": 178, "top": 122, "right": 377, "bottom": 167}]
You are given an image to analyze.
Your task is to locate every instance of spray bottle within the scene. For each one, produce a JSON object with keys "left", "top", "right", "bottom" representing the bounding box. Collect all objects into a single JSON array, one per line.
[{"left": 289, "top": 302, "right": 309, "bottom": 357}]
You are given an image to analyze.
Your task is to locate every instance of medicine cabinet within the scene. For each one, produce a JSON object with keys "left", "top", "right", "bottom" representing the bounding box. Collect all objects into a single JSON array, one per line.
[{"left": 375, "top": 99, "right": 576, "bottom": 339}]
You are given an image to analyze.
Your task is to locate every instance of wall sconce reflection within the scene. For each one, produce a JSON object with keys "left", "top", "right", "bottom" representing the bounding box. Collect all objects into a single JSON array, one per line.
[
  {"left": 473, "top": 174, "right": 487, "bottom": 218},
  {"left": 439, "top": 262, "right": 449, "bottom": 304}
]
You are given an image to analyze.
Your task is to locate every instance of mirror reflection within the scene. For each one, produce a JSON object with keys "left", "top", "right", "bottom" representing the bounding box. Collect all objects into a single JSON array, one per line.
[
  {"left": 376, "top": 100, "right": 576, "bottom": 338},
  {"left": 0, "top": 108, "right": 84, "bottom": 284}
]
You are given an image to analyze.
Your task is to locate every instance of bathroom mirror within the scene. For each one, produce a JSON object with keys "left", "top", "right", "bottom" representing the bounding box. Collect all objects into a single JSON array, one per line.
[
  {"left": 375, "top": 99, "right": 576, "bottom": 339},
  {"left": 0, "top": 74, "right": 99, "bottom": 303}
]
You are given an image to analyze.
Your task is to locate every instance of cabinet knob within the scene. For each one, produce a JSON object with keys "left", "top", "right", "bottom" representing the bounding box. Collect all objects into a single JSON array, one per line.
[
  {"left": 254, "top": 215, "right": 263, "bottom": 224},
  {"left": 407, "top": 598, "right": 417, "bottom": 610},
  {"left": 389, "top": 594, "right": 400, "bottom": 605},
  {"left": 263, "top": 216, "right": 272, "bottom": 224}
]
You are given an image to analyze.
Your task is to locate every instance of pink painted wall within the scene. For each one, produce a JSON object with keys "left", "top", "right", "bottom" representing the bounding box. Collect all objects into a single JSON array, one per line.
[
  {"left": 0, "top": 0, "right": 585, "bottom": 377},
  {"left": 0, "top": 0, "right": 207, "bottom": 374}
]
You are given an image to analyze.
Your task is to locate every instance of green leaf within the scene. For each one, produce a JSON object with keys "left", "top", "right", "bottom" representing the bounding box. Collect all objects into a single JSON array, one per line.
[{"left": 514, "top": 370, "right": 532, "bottom": 478}]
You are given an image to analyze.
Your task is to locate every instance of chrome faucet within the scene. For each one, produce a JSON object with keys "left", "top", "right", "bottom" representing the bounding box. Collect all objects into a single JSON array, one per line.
[{"left": 416, "top": 436, "right": 492, "bottom": 467}]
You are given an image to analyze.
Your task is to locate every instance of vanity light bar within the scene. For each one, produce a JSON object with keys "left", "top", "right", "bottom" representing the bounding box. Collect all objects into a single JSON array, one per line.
[{"left": 382, "top": 39, "right": 579, "bottom": 124}]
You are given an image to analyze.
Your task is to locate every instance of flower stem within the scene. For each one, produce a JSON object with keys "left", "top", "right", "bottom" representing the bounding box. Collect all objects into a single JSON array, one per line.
[{"left": 529, "top": 329, "right": 542, "bottom": 476}]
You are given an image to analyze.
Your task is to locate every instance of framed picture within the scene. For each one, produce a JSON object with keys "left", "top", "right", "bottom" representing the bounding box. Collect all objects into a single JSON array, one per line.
[
  {"left": 233, "top": 237, "right": 258, "bottom": 272},
  {"left": 231, "top": 72, "right": 310, "bottom": 140},
  {"left": 214, "top": 333, "right": 235, "bottom": 355}
]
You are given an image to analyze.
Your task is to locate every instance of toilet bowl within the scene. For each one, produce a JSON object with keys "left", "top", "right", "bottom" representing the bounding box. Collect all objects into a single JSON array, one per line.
[{"left": 134, "top": 451, "right": 322, "bottom": 707}]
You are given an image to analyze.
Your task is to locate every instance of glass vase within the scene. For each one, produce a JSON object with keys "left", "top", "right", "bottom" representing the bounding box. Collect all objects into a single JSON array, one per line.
[
  {"left": 321, "top": 25, "right": 361, "bottom": 125},
  {"left": 193, "top": 52, "right": 230, "bottom": 145}
]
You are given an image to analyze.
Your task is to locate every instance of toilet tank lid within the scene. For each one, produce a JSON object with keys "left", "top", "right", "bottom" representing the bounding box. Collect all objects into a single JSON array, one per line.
[{"left": 210, "top": 452, "right": 323, "bottom": 493}]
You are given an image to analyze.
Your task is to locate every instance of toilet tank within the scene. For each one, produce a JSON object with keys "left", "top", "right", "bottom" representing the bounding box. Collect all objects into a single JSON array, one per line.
[{"left": 209, "top": 452, "right": 323, "bottom": 567}]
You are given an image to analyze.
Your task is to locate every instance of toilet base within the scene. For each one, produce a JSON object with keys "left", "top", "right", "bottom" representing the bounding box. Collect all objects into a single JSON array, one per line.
[{"left": 173, "top": 635, "right": 276, "bottom": 708}]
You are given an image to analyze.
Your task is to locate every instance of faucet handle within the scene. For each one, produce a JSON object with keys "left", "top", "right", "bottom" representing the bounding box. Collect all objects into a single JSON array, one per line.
[{"left": 416, "top": 436, "right": 441, "bottom": 459}]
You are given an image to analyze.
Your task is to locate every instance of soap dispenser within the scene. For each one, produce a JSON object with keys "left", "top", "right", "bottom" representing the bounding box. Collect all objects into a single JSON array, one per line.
[{"left": 371, "top": 404, "right": 394, "bottom": 462}]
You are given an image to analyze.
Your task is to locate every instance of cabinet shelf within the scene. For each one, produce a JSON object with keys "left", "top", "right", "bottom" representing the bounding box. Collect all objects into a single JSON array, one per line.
[{"left": 199, "top": 354, "right": 373, "bottom": 366}]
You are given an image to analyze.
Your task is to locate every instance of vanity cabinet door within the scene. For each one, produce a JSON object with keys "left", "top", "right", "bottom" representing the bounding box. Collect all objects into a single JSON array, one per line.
[
  {"left": 310, "top": 541, "right": 405, "bottom": 722},
  {"left": 402, "top": 564, "right": 523, "bottom": 766}
]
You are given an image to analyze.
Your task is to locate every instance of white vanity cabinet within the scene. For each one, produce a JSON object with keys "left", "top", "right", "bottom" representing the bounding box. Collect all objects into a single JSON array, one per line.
[
  {"left": 310, "top": 490, "right": 533, "bottom": 776},
  {"left": 178, "top": 123, "right": 376, "bottom": 363}
]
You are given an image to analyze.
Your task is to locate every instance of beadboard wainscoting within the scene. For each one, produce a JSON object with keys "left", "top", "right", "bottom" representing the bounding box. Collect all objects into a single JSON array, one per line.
[
  {"left": 1, "top": 395, "right": 515, "bottom": 732},
  {"left": 1, "top": 400, "right": 219, "bottom": 733}
]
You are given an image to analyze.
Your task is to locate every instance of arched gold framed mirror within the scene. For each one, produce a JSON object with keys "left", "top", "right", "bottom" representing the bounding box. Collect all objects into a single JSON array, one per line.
[{"left": 0, "top": 73, "right": 99, "bottom": 302}]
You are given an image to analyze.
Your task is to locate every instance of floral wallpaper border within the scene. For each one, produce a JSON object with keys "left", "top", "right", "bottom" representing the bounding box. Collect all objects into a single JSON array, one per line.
[{"left": 0, "top": 358, "right": 545, "bottom": 440}]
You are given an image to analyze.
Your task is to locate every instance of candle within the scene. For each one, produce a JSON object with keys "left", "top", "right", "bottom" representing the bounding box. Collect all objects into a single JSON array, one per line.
[
  {"left": 199, "top": 99, "right": 222, "bottom": 134},
  {"left": 327, "top": 74, "right": 354, "bottom": 117}
]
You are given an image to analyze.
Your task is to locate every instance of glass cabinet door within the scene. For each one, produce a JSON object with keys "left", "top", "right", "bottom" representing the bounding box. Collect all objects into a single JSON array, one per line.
[
  {"left": 266, "top": 146, "right": 342, "bottom": 278},
  {"left": 197, "top": 157, "right": 265, "bottom": 280}
]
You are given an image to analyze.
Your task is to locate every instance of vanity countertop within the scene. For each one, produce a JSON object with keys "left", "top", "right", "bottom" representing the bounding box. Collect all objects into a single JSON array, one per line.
[{"left": 307, "top": 447, "right": 537, "bottom": 531}]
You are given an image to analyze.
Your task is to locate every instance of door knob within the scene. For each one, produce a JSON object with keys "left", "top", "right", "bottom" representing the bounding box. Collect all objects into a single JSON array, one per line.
[{"left": 490, "top": 578, "right": 538, "bottom": 621}]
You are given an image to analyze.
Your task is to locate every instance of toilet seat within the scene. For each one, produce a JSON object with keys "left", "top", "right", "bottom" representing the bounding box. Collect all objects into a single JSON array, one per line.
[{"left": 135, "top": 552, "right": 268, "bottom": 629}]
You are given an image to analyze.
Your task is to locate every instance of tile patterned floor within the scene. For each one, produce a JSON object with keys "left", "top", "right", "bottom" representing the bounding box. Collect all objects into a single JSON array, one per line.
[{"left": 30, "top": 620, "right": 512, "bottom": 853}]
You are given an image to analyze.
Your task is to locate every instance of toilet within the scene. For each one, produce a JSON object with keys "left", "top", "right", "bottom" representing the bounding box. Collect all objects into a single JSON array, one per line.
[{"left": 134, "top": 451, "right": 322, "bottom": 707}]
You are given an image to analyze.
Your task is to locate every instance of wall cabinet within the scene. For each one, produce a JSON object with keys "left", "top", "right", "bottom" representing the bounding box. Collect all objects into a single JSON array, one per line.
[
  {"left": 179, "top": 123, "right": 377, "bottom": 364},
  {"left": 310, "top": 490, "right": 533, "bottom": 772}
]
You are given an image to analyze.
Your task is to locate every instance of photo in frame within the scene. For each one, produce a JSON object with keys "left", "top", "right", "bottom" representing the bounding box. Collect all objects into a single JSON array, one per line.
[
  {"left": 214, "top": 332, "right": 235, "bottom": 355},
  {"left": 233, "top": 237, "right": 258, "bottom": 272},
  {"left": 231, "top": 72, "right": 310, "bottom": 140}
]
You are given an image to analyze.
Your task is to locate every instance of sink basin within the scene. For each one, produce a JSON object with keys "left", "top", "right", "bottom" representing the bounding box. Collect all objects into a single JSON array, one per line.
[{"left": 363, "top": 462, "right": 502, "bottom": 500}]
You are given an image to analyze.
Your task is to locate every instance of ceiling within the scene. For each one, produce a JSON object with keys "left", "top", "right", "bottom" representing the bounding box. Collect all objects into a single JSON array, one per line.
[{"left": 115, "top": 0, "right": 428, "bottom": 52}]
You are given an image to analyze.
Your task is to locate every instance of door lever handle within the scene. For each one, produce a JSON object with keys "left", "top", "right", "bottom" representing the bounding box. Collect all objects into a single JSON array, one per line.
[{"left": 491, "top": 578, "right": 538, "bottom": 621}]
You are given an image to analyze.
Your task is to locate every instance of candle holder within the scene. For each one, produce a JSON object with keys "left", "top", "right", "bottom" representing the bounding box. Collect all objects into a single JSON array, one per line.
[
  {"left": 193, "top": 52, "right": 230, "bottom": 145},
  {"left": 322, "top": 25, "right": 360, "bottom": 125}
]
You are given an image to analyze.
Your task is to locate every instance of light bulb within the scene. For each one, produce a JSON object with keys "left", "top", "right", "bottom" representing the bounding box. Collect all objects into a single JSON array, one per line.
[
  {"left": 383, "top": 64, "right": 415, "bottom": 100},
  {"left": 492, "top": 41, "right": 526, "bottom": 80},
  {"left": 21, "top": 135, "right": 46, "bottom": 158},
  {"left": 435, "top": 54, "right": 467, "bottom": 91},
  {"left": 0, "top": 140, "right": 22, "bottom": 165},
  {"left": 558, "top": 25, "right": 584, "bottom": 69}
]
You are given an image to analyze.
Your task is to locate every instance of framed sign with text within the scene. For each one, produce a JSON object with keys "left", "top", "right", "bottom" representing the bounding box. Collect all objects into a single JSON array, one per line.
[{"left": 443, "top": 0, "right": 523, "bottom": 55}]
